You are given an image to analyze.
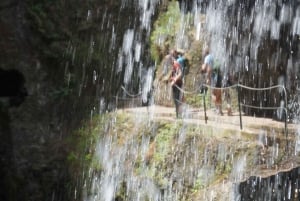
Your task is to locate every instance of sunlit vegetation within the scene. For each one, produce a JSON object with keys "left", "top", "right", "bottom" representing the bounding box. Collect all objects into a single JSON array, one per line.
[
  {"left": 66, "top": 114, "right": 108, "bottom": 176},
  {"left": 150, "top": 1, "right": 211, "bottom": 108},
  {"left": 150, "top": 1, "right": 181, "bottom": 63},
  {"left": 18, "top": 0, "right": 299, "bottom": 200},
  {"left": 66, "top": 101, "right": 297, "bottom": 200}
]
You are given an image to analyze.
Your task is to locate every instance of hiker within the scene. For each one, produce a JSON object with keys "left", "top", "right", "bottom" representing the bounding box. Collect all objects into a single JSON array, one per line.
[
  {"left": 156, "top": 49, "right": 179, "bottom": 108},
  {"left": 176, "top": 51, "right": 189, "bottom": 82},
  {"left": 201, "top": 48, "right": 223, "bottom": 115},
  {"left": 170, "top": 60, "right": 183, "bottom": 118},
  {"left": 160, "top": 49, "right": 178, "bottom": 81}
]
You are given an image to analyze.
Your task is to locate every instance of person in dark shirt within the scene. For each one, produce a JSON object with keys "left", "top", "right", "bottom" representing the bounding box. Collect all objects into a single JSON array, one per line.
[{"left": 170, "top": 60, "right": 183, "bottom": 118}]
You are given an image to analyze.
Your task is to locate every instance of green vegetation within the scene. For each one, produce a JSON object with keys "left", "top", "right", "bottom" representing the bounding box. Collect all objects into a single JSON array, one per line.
[
  {"left": 66, "top": 114, "right": 108, "bottom": 175},
  {"left": 150, "top": 1, "right": 181, "bottom": 62},
  {"left": 153, "top": 122, "right": 178, "bottom": 162},
  {"left": 150, "top": 1, "right": 209, "bottom": 108},
  {"left": 66, "top": 105, "right": 296, "bottom": 200}
]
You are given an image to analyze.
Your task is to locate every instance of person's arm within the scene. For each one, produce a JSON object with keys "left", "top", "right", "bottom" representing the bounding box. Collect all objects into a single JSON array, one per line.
[
  {"left": 201, "top": 63, "right": 207, "bottom": 73},
  {"left": 158, "top": 55, "right": 172, "bottom": 81},
  {"left": 201, "top": 62, "right": 212, "bottom": 84},
  {"left": 171, "top": 67, "right": 182, "bottom": 86},
  {"left": 199, "top": 55, "right": 209, "bottom": 74},
  {"left": 206, "top": 65, "right": 212, "bottom": 83}
]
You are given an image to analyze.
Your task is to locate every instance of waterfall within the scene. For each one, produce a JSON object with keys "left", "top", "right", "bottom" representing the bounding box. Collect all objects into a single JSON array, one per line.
[
  {"left": 81, "top": 1, "right": 161, "bottom": 200},
  {"left": 80, "top": 1, "right": 300, "bottom": 200}
]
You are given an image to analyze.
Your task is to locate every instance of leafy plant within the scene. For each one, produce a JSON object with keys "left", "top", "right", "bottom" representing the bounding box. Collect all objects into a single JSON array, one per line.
[{"left": 150, "top": 1, "right": 181, "bottom": 62}]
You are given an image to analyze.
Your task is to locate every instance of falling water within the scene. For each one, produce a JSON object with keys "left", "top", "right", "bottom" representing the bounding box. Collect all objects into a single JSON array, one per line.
[
  {"left": 80, "top": 0, "right": 161, "bottom": 200},
  {"left": 77, "top": 0, "right": 300, "bottom": 201},
  {"left": 201, "top": 1, "right": 300, "bottom": 199}
]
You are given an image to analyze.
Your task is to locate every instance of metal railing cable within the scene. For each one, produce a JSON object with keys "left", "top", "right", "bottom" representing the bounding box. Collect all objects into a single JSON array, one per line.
[
  {"left": 172, "top": 82, "right": 288, "bottom": 136},
  {"left": 118, "top": 82, "right": 286, "bottom": 106},
  {"left": 121, "top": 86, "right": 142, "bottom": 98},
  {"left": 238, "top": 84, "right": 288, "bottom": 137},
  {"left": 113, "top": 86, "right": 142, "bottom": 109},
  {"left": 238, "top": 84, "right": 285, "bottom": 91},
  {"left": 116, "top": 82, "right": 289, "bottom": 136},
  {"left": 173, "top": 83, "right": 241, "bottom": 95},
  {"left": 240, "top": 103, "right": 287, "bottom": 112},
  {"left": 172, "top": 84, "right": 203, "bottom": 95}
]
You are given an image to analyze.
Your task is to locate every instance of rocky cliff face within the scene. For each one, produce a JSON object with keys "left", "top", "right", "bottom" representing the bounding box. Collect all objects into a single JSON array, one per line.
[
  {"left": 153, "top": 1, "right": 300, "bottom": 121},
  {"left": 82, "top": 107, "right": 299, "bottom": 201},
  {"left": 0, "top": 0, "right": 162, "bottom": 200},
  {"left": 1, "top": 0, "right": 299, "bottom": 200}
]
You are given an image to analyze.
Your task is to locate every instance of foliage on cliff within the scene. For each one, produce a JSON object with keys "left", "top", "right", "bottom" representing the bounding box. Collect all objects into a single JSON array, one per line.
[
  {"left": 150, "top": 1, "right": 208, "bottom": 107},
  {"left": 150, "top": 1, "right": 181, "bottom": 63},
  {"left": 76, "top": 108, "right": 295, "bottom": 201},
  {"left": 0, "top": 1, "right": 160, "bottom": 200}
]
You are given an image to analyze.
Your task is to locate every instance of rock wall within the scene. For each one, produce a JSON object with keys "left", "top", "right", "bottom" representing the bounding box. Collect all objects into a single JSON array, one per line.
[{"left": 0, "top": 0, "right": 163, "bottom": 200}]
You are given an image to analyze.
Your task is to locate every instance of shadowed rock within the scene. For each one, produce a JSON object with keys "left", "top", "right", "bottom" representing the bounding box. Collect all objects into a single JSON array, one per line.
[{"left": 0, "top": 68, "right": 27, "bottom": 107}]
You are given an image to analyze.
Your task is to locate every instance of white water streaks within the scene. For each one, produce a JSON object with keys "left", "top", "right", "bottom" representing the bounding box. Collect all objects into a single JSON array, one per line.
[
  {"left": 201, "top": 0, "right": 300, "bottom": 74},
  {"left": 292, "top": 7, "right": 300, "bottom": 35},
  {"left": 295, "top": 128, "right": 300, "bottom": 155},
  {"left": 84, "top": 117, "right": 162, "bottom": 201},
  {"left": 139, "top": 0, "right": 160, "bottom": 31},
  {"left": 141, "top": 67, "right": 154, "bottom": 104},
  {"left": 122, "top": 29, "right": 135, "bottom": 85},
  {"left": 231, "top": 154, "right": 247, "bottom": 182},
  {"left": 116, "top": 0, "right": 160, "bottom": 100},
  {"left": 82, "top": 1, "right": 300, "bottom": 200}
]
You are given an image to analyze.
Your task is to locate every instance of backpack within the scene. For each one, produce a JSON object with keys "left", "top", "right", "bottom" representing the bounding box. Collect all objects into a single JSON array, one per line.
[
  {"left": 212, "top": 68, "right": 222, "bottom": 88},
  {"left": 177, "top": 56, "right": 189, "bottom": 76},
  {"left": 211, "top": 59, "right": 222, "bottom": 87}
]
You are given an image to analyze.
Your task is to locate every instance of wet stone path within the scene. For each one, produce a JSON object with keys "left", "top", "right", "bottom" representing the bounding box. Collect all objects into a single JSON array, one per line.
[
  {"left": 118, "top": 105, "right": 300, "bottom": 184},
  {"left": 120, "top": 105, "right": 297, "bottom": 137}
]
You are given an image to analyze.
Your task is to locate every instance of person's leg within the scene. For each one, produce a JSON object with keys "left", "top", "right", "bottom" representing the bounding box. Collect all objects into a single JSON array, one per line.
[
  {"left": 178, "top": 85, "right": 183, "bottom": 117},
  {"left": 224, "top": 89, "right": 232, "bottom": 115},
  {"left": 172, "top": 86, "right": 180, "bottom": 117},
  {"left": 214, "top": 89, "right": 223, "bottom": 115},
  {"left": 211, "top": 89, "right": 216, "bottom": 111},
  {"left": 173, "top": 84, "right": 183, "bottom": 118}
]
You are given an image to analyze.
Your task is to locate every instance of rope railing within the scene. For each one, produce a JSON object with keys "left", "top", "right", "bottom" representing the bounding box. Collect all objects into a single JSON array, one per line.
[
  {"left": 172, "top": 82, "right": 288, "bottom": 136},
  {"left": 114, "top": 86, "right": 143, "bottom": 109},
  {"left": 175, "top": 86, "right": 201, "bottom": 95},
  {"left": 238, "top": 84, "right": 285, "bottom": 91},
  {"left": 114, "top": 96, "right": 141, "bottom": 100},
  {"left": 121, "top": 86, "right": 142, "bottom": 98},
  {"left": 240, "top": 103, "right": 287, "bottom": 111},
  {"left": 174, "top": 83, "right": 239, "bottom": 94},
  {"left": 117, "top": 82, "right": 289, "bottom": 136}
]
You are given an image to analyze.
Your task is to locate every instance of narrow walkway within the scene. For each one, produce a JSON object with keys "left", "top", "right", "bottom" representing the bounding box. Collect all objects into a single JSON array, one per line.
[
  {"left": 119, "top": 104, "right": 300, "bottom": 180},
  {"left": 120, "top": 105, "right": 298, "bottom": 136}
]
